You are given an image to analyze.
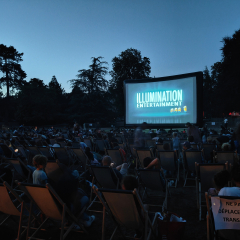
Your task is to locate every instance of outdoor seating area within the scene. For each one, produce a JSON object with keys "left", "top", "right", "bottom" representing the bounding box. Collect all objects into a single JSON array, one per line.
[{"left": 0, "top": 124, "right": 240, "bottom": 240}]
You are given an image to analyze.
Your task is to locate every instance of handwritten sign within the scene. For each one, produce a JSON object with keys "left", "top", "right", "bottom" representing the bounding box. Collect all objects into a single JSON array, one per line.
[{"left": 211, "top": 197, "right": 240, "bottom": 230}]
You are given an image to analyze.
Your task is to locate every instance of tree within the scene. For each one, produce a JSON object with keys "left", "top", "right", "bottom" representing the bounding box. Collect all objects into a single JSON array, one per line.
[
  {"left": 109, "top": 48, "right": 151, "bottom": 116},
  {"left": 69, "top": 57, "right": 108, "bottom": 94},
  {"left": 48, "top": 75, "right": 64, "bottom": 95},
  {"left": 0, "top": 44, "right": 27, "bottom": 98}
]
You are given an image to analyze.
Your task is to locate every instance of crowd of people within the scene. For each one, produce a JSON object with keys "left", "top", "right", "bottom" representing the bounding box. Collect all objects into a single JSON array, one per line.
[{"left": 0, "top": 119, "right": 240, "bottom": 238}]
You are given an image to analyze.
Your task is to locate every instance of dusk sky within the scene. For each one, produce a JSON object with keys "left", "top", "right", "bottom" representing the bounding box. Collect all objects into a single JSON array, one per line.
[{"left": 1, "top": 0, "right": 240, "bottom": 93}]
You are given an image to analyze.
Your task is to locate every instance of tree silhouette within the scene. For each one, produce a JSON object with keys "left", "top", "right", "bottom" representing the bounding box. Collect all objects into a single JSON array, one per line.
[
  {"left": 109, "top": 48, "right": 151, "bottom": 116},
  {"left": 0, "top": 44, "right": 26, "bottom": 98},
  {"left": 49, "top": 75, "right": 64, "bottom": 95},
  {"left": 69, "top": 57, "right": 108, "bottom": 94}
]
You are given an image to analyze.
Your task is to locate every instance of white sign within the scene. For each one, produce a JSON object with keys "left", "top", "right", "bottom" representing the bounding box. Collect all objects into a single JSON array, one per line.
[{"left": 211, "top": 197, "right": 240, "bottom": 230}]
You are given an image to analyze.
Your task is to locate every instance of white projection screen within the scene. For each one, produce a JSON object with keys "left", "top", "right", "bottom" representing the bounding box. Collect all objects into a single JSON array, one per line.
[{"left": 124, "top": 72, "right": 203, "bottom": 128}]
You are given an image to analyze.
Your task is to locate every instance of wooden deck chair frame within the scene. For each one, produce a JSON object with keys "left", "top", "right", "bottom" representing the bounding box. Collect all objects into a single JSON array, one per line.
[
  {"left": 158, "top": 150, "right": 179, "bottom": 188},
  {"left": 17, "top": 182, "right": 88, "bottom": 240},
  {"left": 93, "top": 186, "right": 158, "bottom": 240},
  {"left": 135, "top": 149, "right": 154, "bottom": 169},
  {"left": 201, "top": 144, "right": 216, "bottom": 163},
  {"left": 83, "top": 138, "right": 93, "bottom": 151},
  {"left": 183, "top": 150, "right": 203, "bottom": 187},
  {"left": 38, "top": 146, "right": 55, "bottom": 161},
  {"left": 196, "top": 162, "right": 228, "bottom": 221},
  {"left": 0, "top": 181, "right": 41, "bottom": 240},
  {"left": 137, "top": 168, "right": 168, "bottom": 211},
  {"left": 88, "top": 166, "right": 120, "bottom": 212},
  {"left": 213, "top": 150, "right": 237, "bottom": 165},
  {"left": 70, "top": 148, "right": 90, "bottom": 174},
  {"left": 3, "top": 158, "right": 32, "bottom": 186},
  {"left": 105, "top": 148, "right": 124, "bottom": 166},
  {"left": 205, "top": 193, "right": 240, "bottom": 240}
]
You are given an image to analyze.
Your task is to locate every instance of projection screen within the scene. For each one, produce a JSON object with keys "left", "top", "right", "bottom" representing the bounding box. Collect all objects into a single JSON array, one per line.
[{"left": 124, "top": 71, "right": 203, "bottom": 128}]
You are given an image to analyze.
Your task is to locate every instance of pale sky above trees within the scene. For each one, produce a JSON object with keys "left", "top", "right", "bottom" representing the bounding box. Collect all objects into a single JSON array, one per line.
[{"left": 1, "top": 0, "right": 240, "bottom": 93}]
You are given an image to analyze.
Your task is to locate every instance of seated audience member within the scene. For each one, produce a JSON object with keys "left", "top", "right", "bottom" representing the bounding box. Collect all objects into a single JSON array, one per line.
[
  {"left": 163, "top": 142, "right": 170, "bottom": 150},
  {"left": 182, "top": 141, "right": 197, "bottom": 151},
  {"left": 221, "top": 142, "right": 232, "bottom": 151},
  {"left": 121, "top": 175, "right": 138, "bottom": 190},
  {"left": 143, "top": 157, "right": 160, "bottom": 169},
  {"left": 218, "top": 164, "right": 240, "bottom": 197},
  {"left": 103, "top": 135, "right": 110, "bottom": 149},
  {"left": 172, "top": 132, "right": 180, "bottom": 151},
  {"left": 85, "top": 147, "right": 100, "bottom": 165},
  {"left": 112, "top": 142, "right": 127, "bottom": 162},
  {"left": 53, "top": 165, "right": 95, "bottom": 227},
  {"left": 32, "top": 155, "right": 48, "bottom": 185},
  {"left": 208, "top": 170, "right": 230, "bottom": 196},
  {"left": 102, "top": 155, "right": 128, "bottom": 182},
  {"left": 207, "top": 136, "right": 213, "bottom": 143}
]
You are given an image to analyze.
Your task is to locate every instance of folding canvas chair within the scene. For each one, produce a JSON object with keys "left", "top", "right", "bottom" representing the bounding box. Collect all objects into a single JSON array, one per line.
[
  {"left": 205, "top": 193, "right": 240, "bottom": 240},
  {"left": 214, "top": 151, "right": 237, "bottom": 165},
  {"left": 183, "top": 150, "right": 203, "bottom": 187},
  {"left": 136, "top": 149, "right": 154, "bottom": 168},
  {"left": 137, "top": 169, "right": 168, "bottom": 210},
  {"left": 45, "top": 160, "right": 65, "bottom": 184},
  {"left": 17, "top": 182, "right": 88, "bottom": 240},
  {"left": 71, "top": 148, "right": 90, "bottom": 173},
  {"left": 0, "top": 181, "right": 39, "bottom": 240},
  {"left": 158, "top": 150, "right": 179, "bottom": 187},
  {"left": 71, "top": 142, "right": 81, "bottom": 148},
  {"left": 26, "top": 146, "right": 41, "bottom": 164},
  {"left": 38, "top": 146, "right": 55, "bottom": 161},
  {"left": 201, "top": 144, "right": 216, "bottom": 162},
  {"left": 105, "top": 149, "right": 124, "bottom": 166},
  {"left": 83, "top": 138, "right": 93, "bottom": 151},
  {"left": 3, "top": 158, "right": 32, "bottom": 186},
  {"left": 88, "top": 166, "right": 120, "bottom": 212},
  {"left": 195, "top": 163, "right": 227, "bottom": 220},
  {"left": 93, "top": 187, "right": 158, "bottom": 240},
  {"left": 145, "top": 139, "right": 156, "bottom": 148},
  {"left": 95, "top": 139, "right": 106, "bottom": 153},
  {"left": 52, "top": 147, "right": 72, "bottom": 166}
]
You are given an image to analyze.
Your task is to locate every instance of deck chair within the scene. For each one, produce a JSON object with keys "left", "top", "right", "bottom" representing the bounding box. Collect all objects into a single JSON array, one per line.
[
  {"left": 205, "top": 193, "right": 240, "bottom": 240},
  {"left": 156, "top": 144, "right": 164, "bottom": 151},
  {"left": 26, "top": 146, "right": 41, "bottom": 164},
  {"left": 3, "top": 158, "right": 32, "bottom": 186},
  {"left": 145, "top": 139, "right": 156, "bottom": 148},
  {"left": 83, "top": 138, "right": 93, "bottom": 151},
  {"left": 136, "top": 149, "right": 154, "bottom": 168},
  {"left": 183, "top": 150, "right": 203, "bottom": 187},
  {"left": 71, "top": 142, "right": 81, "bottom": 148},
  {"left": 71, "top": 148, "right": 89, "bottom": 173},
  {"left": 137, "top": 169, "right": 168, "bottom": 210},
  {"left": 95, "top": 139, "right": 106, "bottom": 153},
  {"left": 52, "top": 147, "right": 72, "bottom": 166},
  {"left": 195, "top": 163, "right": 227, "bottom": 221},
  {"left": 158, "top": 150, "right": 179, "bottom": 187},
  {"left": 17, "top": 182, "right": 88, "bottom": 240},
  {"left": 105, "top": 149, "right": 124, "bottom": 166},
  {"left": 93, "top": 187, "right": 158, "bottom": 240},
  {"left": 88, "top": 166, "right": 120, "bottom": 212},
  {"left": 201, "top": 144, "right": 215, "bottom": 162},
  {"left": 38, "top": 146, "right": 55, "bottom": 161},
  {"left": 214, "top": 151, "right": 237, "bottom": 165},
  {"left": 45, "top": 160, "right": 65, "bottom": 184},
  {"left": 0, "top": 181, "right": 39, "bottom": 240}
]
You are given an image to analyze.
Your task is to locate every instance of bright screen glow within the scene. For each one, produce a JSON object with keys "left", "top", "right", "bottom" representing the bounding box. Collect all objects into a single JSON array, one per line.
[{"left": 125, "top": 76, "right": 197, "bottom": 125}]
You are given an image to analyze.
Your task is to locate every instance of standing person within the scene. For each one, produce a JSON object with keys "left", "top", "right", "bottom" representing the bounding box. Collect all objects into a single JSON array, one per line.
[
  {"left": 223, "top": 117, "right": 228, "bottom": 129},
  {"left": 134, "top": 122, "right": 147, "bottom": 149},
  {"left": 185, "top": 122, "right": 201, "bottom": 143}
]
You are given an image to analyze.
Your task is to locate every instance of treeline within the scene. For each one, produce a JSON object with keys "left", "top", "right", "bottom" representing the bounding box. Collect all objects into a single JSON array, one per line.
[
  {"left": 202, "top": 29, "right": 240, "bottom": 118},
  {"left": 1, "top": 28, "right": 240, "bottom": 125},
  {"left": 0, "top": 48, "right": 151, "bottom": 125}
]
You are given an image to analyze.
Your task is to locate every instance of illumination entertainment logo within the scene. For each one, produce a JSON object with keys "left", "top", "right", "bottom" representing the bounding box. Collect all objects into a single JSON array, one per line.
[{"left": 136, "top": 90, "right": 183, "bottom": 108}]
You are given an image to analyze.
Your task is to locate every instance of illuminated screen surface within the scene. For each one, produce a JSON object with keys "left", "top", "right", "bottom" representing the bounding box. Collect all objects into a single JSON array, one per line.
[{"left": 124, "top": 72, "right": 202, "bottom": 127}]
